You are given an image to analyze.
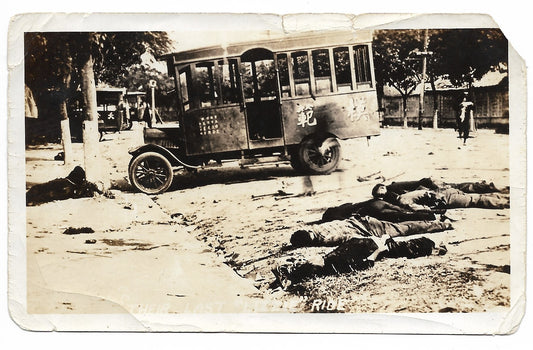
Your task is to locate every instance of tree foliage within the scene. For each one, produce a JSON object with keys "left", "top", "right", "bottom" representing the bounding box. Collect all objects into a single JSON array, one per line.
[
  {"left": 373, "top": 29, "right": 508, "bottom": 92},
  {"left": 25, "top": 31, "right": 173, "bottom": 120},
  {"left": 373, "top": 30, "right": 424, "bottom": 99},
  {"left": 427, "top": 29, "right": 507, "bottom": 86}
]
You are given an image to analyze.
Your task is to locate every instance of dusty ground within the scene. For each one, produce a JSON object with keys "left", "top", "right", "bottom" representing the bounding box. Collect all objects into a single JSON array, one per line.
[{"left": 24, "top": 123, "right": 510, "bottom": 315}]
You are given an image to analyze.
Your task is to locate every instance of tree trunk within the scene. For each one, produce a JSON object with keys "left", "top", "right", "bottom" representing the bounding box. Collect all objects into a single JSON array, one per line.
[
  {"left": 468, "top": 82, "right": 477, "bottom": 133},
  {"left": 59, "top": 100, "right": 73, "bottom": 166},
  {"left": 402, "top": 95, "right": 408, "bottom": 128},
  {"left": 430, "top": 78, "right": 439, "bottom": 129},
  {"left": 81, "top": 53, "right": 106, "bottom": 188}
]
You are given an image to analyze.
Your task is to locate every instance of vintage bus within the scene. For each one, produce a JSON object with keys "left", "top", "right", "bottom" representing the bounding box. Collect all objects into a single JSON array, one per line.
[
  {"left": 95, "top": 87, "right": 133, "bottom": 138},
  {"left": 70, "top": 87, "right": 132, "bottom": 141},
  {"left": 128, "top": 30, "right": 380, "bottom": 194}
]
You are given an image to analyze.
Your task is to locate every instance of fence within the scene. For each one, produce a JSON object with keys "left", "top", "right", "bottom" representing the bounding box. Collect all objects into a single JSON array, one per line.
[{"left": 381, "top": 86, "right": 509, "bottom": 129}]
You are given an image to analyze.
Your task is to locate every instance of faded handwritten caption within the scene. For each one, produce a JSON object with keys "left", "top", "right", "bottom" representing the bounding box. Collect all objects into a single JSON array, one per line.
[{"left": 121, "top": 295, "right": 348, "bottom": 313}]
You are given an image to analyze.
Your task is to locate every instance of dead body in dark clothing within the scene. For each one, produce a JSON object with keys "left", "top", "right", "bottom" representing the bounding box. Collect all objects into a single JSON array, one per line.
[
  {"left": 322, "top": 180, "right": 439, "bottom": 223},
  {"left": 373, "top": 178, "right": 510, "bottom": 211},
  {"left": 291, "top": 214, "right": 451, "bottom": 248},
  {"left": 322, "top": 198, "right": 437, "bottom": 223},
  {"left": 386, "top": 177, "right": 507, "bottom": 195},
  {"left": 318, "top": 177, "right": 498, "bottom": 228},
  {"left": 395, "top": 188, "right": 510, "bottom": 210},
  {"left": 273, "top": 235, "right": 446, "bottom": 288},
  {"left": 273, "top": 187, "right": 452, "bottom": 288},
  {"left": 26, "top": 166, "right": 102, "bottom": 206}
]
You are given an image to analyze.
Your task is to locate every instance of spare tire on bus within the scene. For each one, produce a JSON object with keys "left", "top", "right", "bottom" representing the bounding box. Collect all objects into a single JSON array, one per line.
[
  {"left": 297, "top": 137, "right": 341, "bottom": 175},
  {"left": 129, "top": 151, "right": 174, "bottom": 194}
]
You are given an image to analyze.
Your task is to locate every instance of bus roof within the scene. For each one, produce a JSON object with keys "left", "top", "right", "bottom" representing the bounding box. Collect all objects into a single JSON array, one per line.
[{"left": 160, "top": 29, "right": 373, "bottom": 65}]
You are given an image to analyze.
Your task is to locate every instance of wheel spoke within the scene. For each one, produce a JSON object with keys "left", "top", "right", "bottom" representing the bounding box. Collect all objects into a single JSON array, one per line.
[
  {"left": 137, "top": 164, "right": 149, "bottom": 172},
  {"left": 307, "top": 149, "right": 327, "bottom": 167},
  {"left": 307, "top": 148, "right": 320, "bottom": 157}
]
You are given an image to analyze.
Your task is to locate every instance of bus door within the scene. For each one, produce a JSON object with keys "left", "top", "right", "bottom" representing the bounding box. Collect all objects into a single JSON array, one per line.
[{"left": 240, "top": 48, "right": 284, "bottom": 149}]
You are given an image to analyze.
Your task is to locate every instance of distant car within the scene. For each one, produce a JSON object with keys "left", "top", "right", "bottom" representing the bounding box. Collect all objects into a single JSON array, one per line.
[{"left": 96, "top": 88, "right": 132, "bottom": 139}]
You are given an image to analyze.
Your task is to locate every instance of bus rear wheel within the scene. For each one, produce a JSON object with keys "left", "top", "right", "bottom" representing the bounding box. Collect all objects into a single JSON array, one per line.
[
  {"left": 297, "top": 137, "right": 341, "bottom": 174},
  {"left": 129, "top": 152, "right": 174, "bottom": 194}
]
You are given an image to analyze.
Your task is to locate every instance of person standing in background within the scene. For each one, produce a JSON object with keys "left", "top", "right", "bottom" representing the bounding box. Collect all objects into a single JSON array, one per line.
[{"left": 458, "top": 94, "right": 474, "bottom": 145}]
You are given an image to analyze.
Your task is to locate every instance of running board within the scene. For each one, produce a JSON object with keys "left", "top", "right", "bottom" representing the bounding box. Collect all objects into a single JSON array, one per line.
[{"left": 238, "top": 155, "right": 290, "bottom": 168}]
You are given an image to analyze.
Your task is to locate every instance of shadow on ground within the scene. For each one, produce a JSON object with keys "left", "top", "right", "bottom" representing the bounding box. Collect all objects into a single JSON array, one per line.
[{"left": 115, "top": 164, "right": 327, "bottom": 193}]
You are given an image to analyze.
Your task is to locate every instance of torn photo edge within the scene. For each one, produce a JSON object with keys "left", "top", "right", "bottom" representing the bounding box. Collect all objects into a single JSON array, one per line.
[{"left": 7, "top": 12, "right": 527, "bottom": 333}]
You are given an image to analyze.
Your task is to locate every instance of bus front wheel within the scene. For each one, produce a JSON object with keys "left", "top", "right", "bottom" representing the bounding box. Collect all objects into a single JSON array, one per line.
[
  {"left": 129, "top": 151, "right": 174, "bottom": 194},
  {"left": 297, "top": 137, "right": 341, "bottom": 175}
]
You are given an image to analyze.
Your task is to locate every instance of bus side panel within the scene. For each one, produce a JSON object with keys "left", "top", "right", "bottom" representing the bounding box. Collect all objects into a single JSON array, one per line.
[
  {"left": 281, "top": 91, "right": 381, "bottom": 145},
  {"left": 182, "top": 106, "right": 248, "bottom": 156}
]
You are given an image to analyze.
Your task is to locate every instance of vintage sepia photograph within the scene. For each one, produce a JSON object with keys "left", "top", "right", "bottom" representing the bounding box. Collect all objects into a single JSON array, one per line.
[{"left": 8, "top": 13, "right": 526, "bottom": 333}]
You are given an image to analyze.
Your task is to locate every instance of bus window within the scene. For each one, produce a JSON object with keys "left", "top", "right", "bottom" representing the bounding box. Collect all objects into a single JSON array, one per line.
[
  {"left": 240, "top": 61, "right": 254, "bottom": 102},
  {"left": 255, "top": 59, "right": 277, "bottom": 100},
  {"left": 333, "top": 47, "right": 352, "bottom": 92},
  {"left": 312, "top": 49, "right": 332, "bottom": 94},
  {"left": 179, "top": 68, "right": 191, "bottom": 111},
  {"left": 241, "top": 59, "right": 277, "bottom": 102},
  {"left": 217, "top": 59, "right": 240, "bottom": 104},
  {"left": 277, "top": 53, "right": 291, "bottom": 98},
  {"left": 353, "top": 45, "right": 372, "bottom": 87},
  {"left": 195, "top": 62, "right": 217, "bottom": 107},
  {"left": 291, "top": 51, "right": 310, "bottom": 96}
]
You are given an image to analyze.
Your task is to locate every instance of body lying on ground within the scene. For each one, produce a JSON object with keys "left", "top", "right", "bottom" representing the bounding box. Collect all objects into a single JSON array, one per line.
[
  {"left": 272, "top": 215, "right": 451, "bottom": 287},
  {"left": 322, "top": 180, "right": 443, "bottom": 223},
  {"left": 322, "top": 197, "right": 437, "bottom": 223},
  {"left": 386, "top": 177, "right": 508, "bottom": 195},
  {"left": 272, "top": 178, "right": 508, "bottom": 288},
  {"left": 385, "top": 178, "right": 509, "bottom": 210},
  {"left": 291, "top": 214, "right": 452, "bottom": 248},
  {"left": 274, "top": 230, "right": 447, "bottom": 288},
  {"left": 324, "top": 180, "right": 509, "bottom": 222},
  {"left": 391, "top": 187, "right": 510, "bottom": 211},
  {"left": 26, "top": 166, "right": 102, "bottom": 206}
]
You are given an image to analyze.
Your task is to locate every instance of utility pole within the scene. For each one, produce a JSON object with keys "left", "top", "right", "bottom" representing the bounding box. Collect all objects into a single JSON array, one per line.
[
  {"left": 417, "top": 29, "right": 430, "bottom": 130},
  {"left": 149, "top": 79, "right": 157, "bottom": 119}
]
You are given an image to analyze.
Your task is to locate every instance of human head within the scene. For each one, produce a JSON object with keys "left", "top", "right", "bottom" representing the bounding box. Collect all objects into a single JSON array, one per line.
[
  {"left": 290, "top": 230, "right": 313, "bottom": 248},
  {"left": 66, "top": 166, "right": 86, "bottom": 185},
  {"left": 371, "top": 183, "right": 387, "bottom": 199}
]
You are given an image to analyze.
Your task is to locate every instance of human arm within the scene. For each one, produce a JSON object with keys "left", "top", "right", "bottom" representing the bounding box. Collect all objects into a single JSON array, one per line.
[
  {"left": 368, "top": 200, "right": 436, "bottom": 222},
  {"left": 397, "top": 191, "right": 433, "bottom": 211}
]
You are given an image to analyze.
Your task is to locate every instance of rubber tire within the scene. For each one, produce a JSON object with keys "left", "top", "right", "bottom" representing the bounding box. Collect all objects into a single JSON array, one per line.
[
  {"left": 129, "top": 152, "right": 174, "bottom": 194},
  {"left": 298, "top": 137, "right": 341, "bottom": 174}
]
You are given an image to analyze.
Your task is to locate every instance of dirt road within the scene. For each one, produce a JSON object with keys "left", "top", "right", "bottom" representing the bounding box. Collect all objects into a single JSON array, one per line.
[{"left": 24, "top": 123, "right": 511, "bottom": 315}]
